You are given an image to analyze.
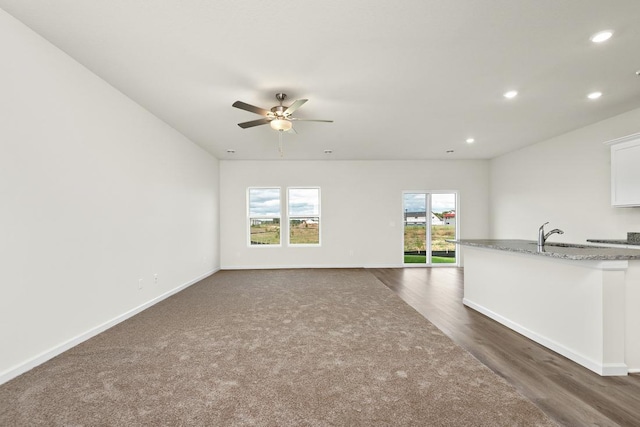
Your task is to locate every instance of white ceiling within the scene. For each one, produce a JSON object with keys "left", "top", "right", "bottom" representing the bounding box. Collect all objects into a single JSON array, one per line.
[{"left": 2, "top": 1, "right": 639, "bottom": 160}]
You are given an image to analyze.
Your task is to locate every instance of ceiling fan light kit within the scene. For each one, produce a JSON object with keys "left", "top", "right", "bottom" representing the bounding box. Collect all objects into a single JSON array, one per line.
[{"left": 270, "top": 119, "right": 292, "bottom": 131}]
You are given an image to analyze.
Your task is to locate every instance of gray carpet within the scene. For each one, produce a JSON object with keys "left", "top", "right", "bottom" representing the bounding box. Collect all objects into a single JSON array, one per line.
[{"left": 0, "top": 269, "right": 556, "bottom": 426}]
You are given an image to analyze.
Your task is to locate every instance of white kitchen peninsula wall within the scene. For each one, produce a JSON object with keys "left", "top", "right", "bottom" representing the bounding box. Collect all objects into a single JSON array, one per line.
[{"left": 452, "top": 239, "right": 640, "bottom": 376}]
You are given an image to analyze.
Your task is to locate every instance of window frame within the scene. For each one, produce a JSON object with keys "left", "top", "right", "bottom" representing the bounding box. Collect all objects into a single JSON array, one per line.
[
  {"left": 247, "top": 187, "right": 282, "bottom": 247},
  {"left": 287, "top": 187, "right": 321, "bottom": 247}
]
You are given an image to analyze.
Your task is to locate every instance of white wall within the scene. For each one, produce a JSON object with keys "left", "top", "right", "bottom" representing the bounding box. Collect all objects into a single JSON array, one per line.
[
  {"left": 490, "top": 107, "right": 640, "bottom": 242},
  {"left": 220, "top": 160, "right": 489, "bottom": 269},
  {"left": 0, "top": 10, "right": 219, "bottom": 383}
]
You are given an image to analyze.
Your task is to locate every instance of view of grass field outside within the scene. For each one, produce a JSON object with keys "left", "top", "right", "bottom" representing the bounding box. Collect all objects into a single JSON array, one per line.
[
  {"left": 289, "top": 218, "right": 320, "bottom": 244},
  {"left": 403, "top": 192, "right": 456, "bottom": 264},
  {"left": 250, "top": 219, "right": 280, "bottom": 245},
  {"left": 249, "top": 188, "right": 281, "bottom": 245}
]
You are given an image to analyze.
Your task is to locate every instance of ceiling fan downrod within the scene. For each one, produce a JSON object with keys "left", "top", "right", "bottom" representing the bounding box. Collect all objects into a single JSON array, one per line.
[{"left": 272, "top": 93, "right": 288, "bottom": 117}]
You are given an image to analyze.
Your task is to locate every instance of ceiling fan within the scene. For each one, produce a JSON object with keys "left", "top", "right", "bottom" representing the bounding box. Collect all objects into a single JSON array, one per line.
[{"left": 232, "top": 93, "right": 333, "bottom": 133}]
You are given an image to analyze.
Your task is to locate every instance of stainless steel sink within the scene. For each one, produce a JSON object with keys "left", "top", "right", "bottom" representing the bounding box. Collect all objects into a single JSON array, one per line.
[
  {"left": 546, "top": 243, "right": 591, "bottom": 249},
  {"left": 528, "top": 242, "right": 592, "bottom": 249}
]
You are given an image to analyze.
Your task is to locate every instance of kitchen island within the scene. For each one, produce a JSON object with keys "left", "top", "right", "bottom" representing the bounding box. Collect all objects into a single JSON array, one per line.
[{"left": 450, "top": 239, "right": 640, "bottom": 376}]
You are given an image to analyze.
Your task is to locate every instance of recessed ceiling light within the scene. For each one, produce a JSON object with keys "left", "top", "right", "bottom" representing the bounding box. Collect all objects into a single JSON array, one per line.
[
  {"left": 590, "top": 30, "right": 613, "bottom": 43},
  {"left": 587, "top": 91, "right": 602, "bottom": 100},
  {"left": 226, "top": 149, "right": 236, "bottom": 153},
  {"left": 466, "top": 138, "right": 475, "bottom": 144},
  {"left": 503, "top": 90, "right": 518, "bottom": 99},
  {"left": 324, "top": 149, "right": 333, "bottom": 154}
]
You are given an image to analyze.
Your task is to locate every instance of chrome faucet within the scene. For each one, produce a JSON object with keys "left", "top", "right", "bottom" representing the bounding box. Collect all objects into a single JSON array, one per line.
[{"left": 538, "top": 222, "right": 564, "bottom": 247}]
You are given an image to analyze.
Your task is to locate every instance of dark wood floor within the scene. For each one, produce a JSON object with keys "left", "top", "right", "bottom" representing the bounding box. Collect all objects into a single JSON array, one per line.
[{"left": 369, "top": 267, "right": 640, "bottom": 427}]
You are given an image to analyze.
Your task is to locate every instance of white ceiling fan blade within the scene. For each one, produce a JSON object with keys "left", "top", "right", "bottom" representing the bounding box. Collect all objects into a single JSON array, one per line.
[
  {"left": 284, "top": 99, "right": 308, "bottom": 115},
  {"left": 289, "top": 118, "right": 333, "bottom": 123},
  {"left": 237, "top": 118, "right": 271, "bottom": 129},
  {"left": 232, "top": 101, "right": 270, "bottom": 116}
]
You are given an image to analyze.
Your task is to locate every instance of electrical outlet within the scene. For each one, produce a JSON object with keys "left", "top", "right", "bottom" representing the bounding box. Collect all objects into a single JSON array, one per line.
[
  {"left": 154, "top": 274, "right": 158, "bottom": 284},
  {"left": 138, "top": 278, "right": 143, "bottom": 290}
]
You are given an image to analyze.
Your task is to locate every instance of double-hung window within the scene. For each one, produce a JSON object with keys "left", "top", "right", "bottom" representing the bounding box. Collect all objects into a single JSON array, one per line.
[
  {"left": 248, "top": 188, "right": 281, "bottom": 246},
  {"left": 288, "top": 188, "right": 320, "bottom": 245}
]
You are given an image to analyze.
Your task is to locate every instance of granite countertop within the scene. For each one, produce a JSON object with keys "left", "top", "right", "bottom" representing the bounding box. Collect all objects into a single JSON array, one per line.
[
  {"left": 448, "top": 239, "right": 640, "bottom": 260},
  {"left": 586, "top": 239, "right": 640, "bottom": 246}
]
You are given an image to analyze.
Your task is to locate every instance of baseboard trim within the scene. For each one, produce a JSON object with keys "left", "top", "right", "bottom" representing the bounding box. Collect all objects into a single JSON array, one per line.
[
  {"left": 220, "top": 264, "right": 403, "bottom": 270},
  {"left": 0, "top": 268, "right": 218, "bottom": 386},
  {"left": 463, "top": 298, "right": 628, "bottom": 377}
]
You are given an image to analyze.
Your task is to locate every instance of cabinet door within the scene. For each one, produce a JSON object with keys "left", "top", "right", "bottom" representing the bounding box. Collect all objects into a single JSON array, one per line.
[{"left": 610, "top": 137, "right": 640, "bottom": 207}]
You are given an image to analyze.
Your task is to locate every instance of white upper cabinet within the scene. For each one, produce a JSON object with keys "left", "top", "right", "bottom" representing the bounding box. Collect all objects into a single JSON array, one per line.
[{"left": 605, "top": 133, "right": 640, "bottom": 207}]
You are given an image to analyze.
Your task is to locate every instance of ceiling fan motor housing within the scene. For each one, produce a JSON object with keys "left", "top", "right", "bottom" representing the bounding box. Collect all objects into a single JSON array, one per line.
[{"left": 271, "top": 105, "right": 286, "bottom": 117}]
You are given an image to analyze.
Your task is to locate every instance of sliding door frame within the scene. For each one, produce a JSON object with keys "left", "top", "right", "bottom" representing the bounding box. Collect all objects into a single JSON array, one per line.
[{"left": 402, "top": 190, "right": 459, "bottom": 267}]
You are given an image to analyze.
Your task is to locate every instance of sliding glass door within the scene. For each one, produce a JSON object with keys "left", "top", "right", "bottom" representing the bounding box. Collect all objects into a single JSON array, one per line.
[
  {"left": 403, "top": 192, "right": 457, "bottom": 266},
  {"left": 403, "top": 193, "right": 427, "bottom": 264},
  {"left": 430, "top": 193, "right": 456, "bottom": 265}
]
